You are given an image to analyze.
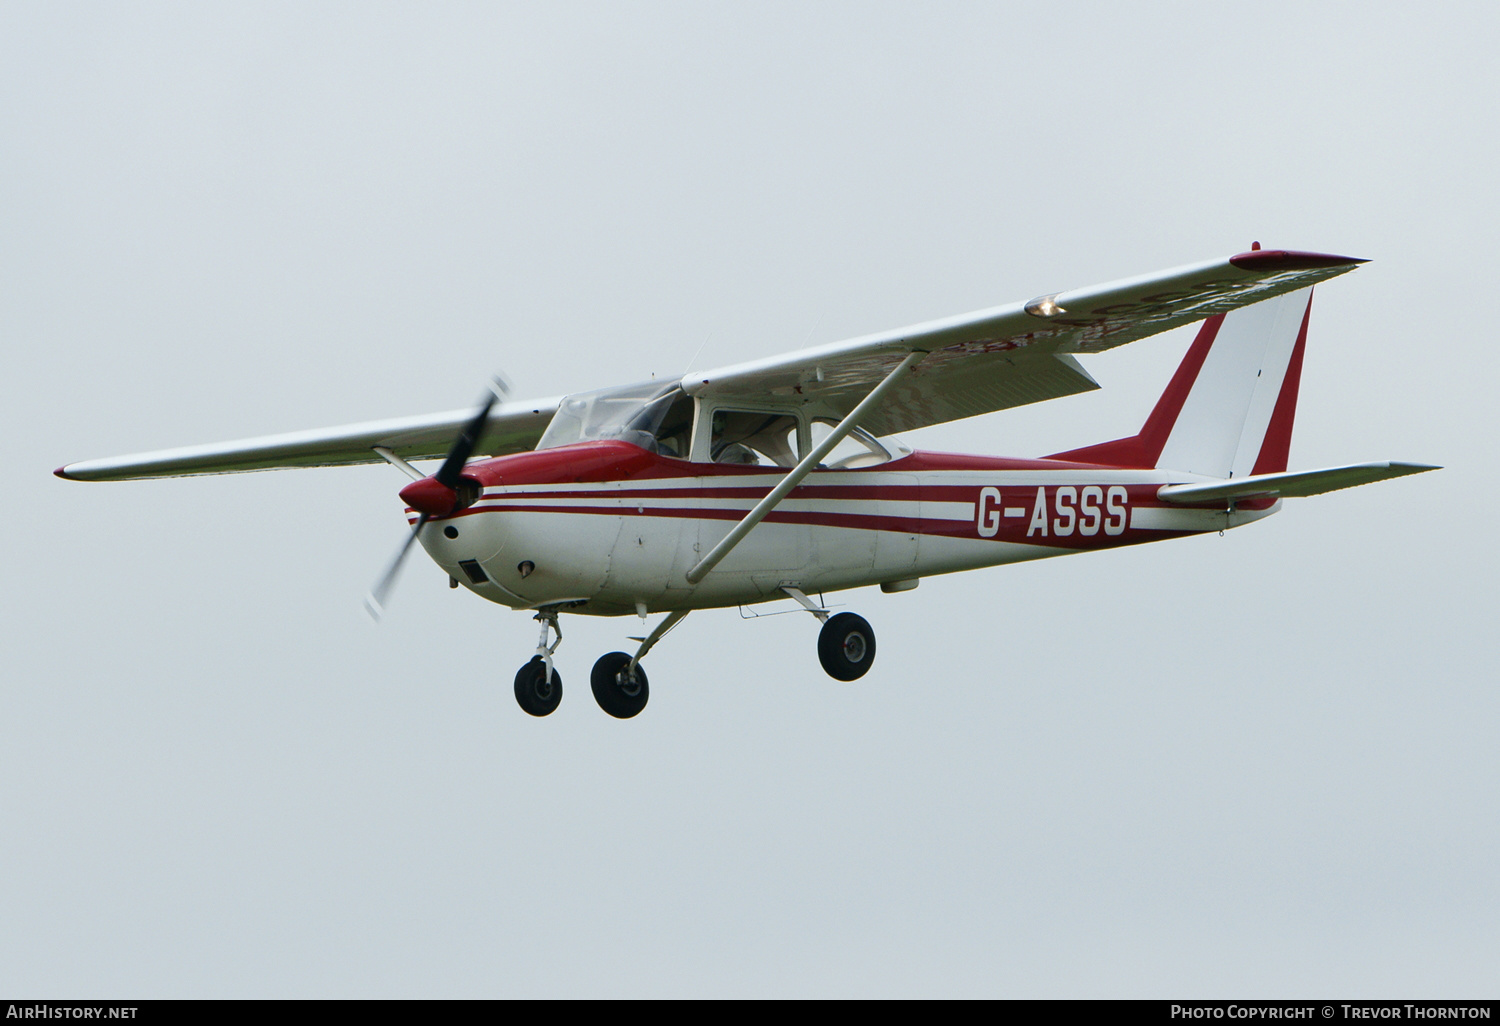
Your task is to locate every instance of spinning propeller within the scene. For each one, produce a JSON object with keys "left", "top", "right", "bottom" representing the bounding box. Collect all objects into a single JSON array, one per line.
[{"left": 364, "top": 377, "right": 510, "bottom": 620}]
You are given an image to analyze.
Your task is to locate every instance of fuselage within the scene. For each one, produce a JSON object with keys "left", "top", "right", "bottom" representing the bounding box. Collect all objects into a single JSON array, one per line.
[{"left": 413, "top": 440, "right": 1278, "bottom": 616}]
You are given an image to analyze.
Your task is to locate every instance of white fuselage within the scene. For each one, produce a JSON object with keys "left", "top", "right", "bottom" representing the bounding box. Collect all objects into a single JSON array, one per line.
[{"left": 415, "top": 441, "right": 1277, "bottom": 616}]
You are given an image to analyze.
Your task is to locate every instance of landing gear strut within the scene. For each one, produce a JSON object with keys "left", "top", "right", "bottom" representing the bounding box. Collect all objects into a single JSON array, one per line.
[
  {"left": 590, "top": 608, "right": 689, "bottom": 719},
  {"left": 783, "top": 586, "right": 877, "bottom": 681},
  {"left": 514, "top": 610, "right": 563, "bottom": 717}
]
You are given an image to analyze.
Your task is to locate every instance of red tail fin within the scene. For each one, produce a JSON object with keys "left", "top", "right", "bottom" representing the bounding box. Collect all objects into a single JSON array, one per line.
[
  {"left": 1047, "top": 289, "right": 1313, "bottom": 477},
  {"left": 1047, "top": 315, "right": 1226, "bottom": 469}
]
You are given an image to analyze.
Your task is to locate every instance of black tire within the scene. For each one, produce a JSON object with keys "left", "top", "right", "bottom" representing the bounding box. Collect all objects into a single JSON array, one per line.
[
  {"left": 817, "top": 612, "right": 876, "bottom": 681},
  {"left": 590, "top": 651, "right": 649, "bottom": 719},
  {"left": 514, "top": 656, "right": 562, "bottom": 717}
]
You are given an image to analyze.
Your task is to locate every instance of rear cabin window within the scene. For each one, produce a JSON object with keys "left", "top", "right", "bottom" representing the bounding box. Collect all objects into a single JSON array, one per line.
[{"left": 808, "top": 420, "right": 902, "bottom": 469}]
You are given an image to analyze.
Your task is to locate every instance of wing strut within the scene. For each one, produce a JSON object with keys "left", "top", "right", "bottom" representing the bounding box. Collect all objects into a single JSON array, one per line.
[
  {"left": 685, "top": 350, "right": 926, "bottom": 584},
  {"left": 372, "top": 446, "right": 426, "bottom": 482}
]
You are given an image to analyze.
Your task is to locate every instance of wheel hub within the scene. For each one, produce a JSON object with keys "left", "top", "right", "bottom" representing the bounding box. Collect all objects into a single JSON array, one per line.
[{"left": 842, "top": 632, "right": 867, "bottom": 663}]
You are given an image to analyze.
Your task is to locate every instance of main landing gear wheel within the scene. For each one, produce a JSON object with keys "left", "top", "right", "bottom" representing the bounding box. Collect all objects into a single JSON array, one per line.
[
  {"left": 514, "top": 656, "right": 562, "bottom": 717},
  {"left": 818, "top": 612, "right": 876, "bottom": 681},
  {"left": 591, "top": 651, "right": 649, "bottom": 719}
]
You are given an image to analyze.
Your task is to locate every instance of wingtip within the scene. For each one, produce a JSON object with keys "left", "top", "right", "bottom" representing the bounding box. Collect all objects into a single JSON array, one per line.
[{"left": 1229, "top": 249, "right": 1369, "bottom": 271}]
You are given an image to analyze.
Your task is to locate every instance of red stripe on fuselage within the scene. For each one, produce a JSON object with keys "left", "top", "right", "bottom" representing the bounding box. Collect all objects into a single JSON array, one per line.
[
  {"left": 418, "top": 485, "right": 1191, "bottom": 551},
  {"left": 463, "top": 440, "right": 1128, "bottom": 489},
  {"left": 412, "top": 441, "right": 1206, "bottom": 550},
  {"left": 477, "top": 484, "right": 926, "bottom": 502}
]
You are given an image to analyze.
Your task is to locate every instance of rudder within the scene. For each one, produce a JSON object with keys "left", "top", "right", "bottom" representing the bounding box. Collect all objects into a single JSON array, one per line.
[{"left": 1049, "top": 288, "right": 1314, "bottom": 478}]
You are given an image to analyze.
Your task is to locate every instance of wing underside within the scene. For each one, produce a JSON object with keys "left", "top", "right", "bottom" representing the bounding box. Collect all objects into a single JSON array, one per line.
[
  {"left": 684, "top": 249, "right": 1365, "bottom": 434},
  {"left": 56, "top": 400, "right": 561, "bottom": 482}
]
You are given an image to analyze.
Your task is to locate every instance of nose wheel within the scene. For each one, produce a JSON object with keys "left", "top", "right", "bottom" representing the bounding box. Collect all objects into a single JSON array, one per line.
[
  {"left": 515, "top": 657, "right": 562, "bottom": 717},
  {"left": 514, "top": 609, "right": 564, "bottom": 717}
]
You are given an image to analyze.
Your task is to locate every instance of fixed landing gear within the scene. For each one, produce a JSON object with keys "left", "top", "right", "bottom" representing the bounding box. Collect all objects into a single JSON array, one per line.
[
  {"left": 591, "top": 652, "right": 649, "bottom": 719},
  {"left": 515, "top": 657, "right": 562, "bottom": 717},
  {"left": 782, "top": 586, "right": 877, "bottom": 681},
  {"left": 588, "top": 608, "right": 688, "bottom": 718},
  {"left": 511, "top": 607, "right": 687, "bottom": 719},
  {"left": 514, "top": 609, "right": 564, "bottom": 717},
  {"left": 509, "top": 593, "right": 881, "bottom": 712},
  {"left": 817, "top": 612, "right": 876, "bottom": 681}
]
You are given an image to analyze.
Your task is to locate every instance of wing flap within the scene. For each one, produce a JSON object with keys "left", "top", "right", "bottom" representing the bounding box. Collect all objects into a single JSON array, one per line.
[
  {"left": 55, "top": 398, "right": 561, "bottom": 482},
  {"left": 859, "top": 353, "right": 1100, "bottom": 435},
  {"left": 1157, "top": 461, "right": 1440, "bottom": 504}
]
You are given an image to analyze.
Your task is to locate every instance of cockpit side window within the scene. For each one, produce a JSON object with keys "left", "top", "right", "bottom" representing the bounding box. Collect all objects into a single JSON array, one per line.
[{"left": 709, "top": 410, "right": 801, "bottom": 467}]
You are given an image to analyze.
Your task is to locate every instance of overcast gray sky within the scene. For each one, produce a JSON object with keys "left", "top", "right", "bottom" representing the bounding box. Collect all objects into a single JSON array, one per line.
[{"left": 3, "top": 1, "right": 1496, "bottom": 997}]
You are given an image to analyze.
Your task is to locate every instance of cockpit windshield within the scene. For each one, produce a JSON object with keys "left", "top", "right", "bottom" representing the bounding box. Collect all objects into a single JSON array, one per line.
[{"left": 536, "top": 381, "right": 695, "bottom": 459}]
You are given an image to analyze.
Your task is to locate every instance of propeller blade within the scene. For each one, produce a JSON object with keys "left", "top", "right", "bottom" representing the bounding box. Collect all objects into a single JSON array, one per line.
[
  {"left": 366, "top": 375, "right": 511, "bottom": 620},
  {"left": 364, "top": 513, "right": 429, "bottom": 620},
  {"left": 433, "top": 377, "right": 511, "bottom": 490}
]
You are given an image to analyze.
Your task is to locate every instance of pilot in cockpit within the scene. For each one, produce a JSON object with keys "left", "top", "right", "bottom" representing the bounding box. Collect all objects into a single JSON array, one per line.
[{"left": 709, "top": 410, "right": 800, "bottom": 468}]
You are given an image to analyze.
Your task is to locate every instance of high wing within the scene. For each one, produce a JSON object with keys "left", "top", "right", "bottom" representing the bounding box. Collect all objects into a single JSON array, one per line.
[
  {"left": 55, "top": 398, "right": 561, "bottom": 481},
  {"left": 683, "top": 249, "right": 1365, "bottom": 436},
  {"left": 56, "top": 248, "right": 1363, "bottom": 482}
]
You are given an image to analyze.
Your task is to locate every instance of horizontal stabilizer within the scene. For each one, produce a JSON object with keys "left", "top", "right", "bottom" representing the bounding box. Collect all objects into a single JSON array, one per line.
[{"left": 1157, "top": 462, "right": 1439, "bottom": 504}]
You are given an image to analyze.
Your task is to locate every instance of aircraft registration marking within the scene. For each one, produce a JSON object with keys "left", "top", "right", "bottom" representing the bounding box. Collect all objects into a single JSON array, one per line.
[{"left": 977, "top": 485, "right": 1130, "bottom": 538}]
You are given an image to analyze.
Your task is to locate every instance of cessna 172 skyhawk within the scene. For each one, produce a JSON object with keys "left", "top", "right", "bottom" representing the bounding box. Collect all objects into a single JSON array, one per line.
[{"left": 57, "top": 246, "right": 1437, "bottom": 719}]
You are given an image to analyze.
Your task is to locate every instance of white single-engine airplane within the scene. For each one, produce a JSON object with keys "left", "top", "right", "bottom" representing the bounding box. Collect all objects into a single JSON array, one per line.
[{"left": 58, "top": 246, "right": 1438, "bottom": 719}]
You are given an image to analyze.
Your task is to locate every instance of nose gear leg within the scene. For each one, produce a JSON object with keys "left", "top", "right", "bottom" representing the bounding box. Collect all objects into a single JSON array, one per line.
[
  {"left": 534, "top": 609, "right": 563, "bottom": 685},
  {"left": 515, "top": 611, "right": 565, "bottom": 717}
]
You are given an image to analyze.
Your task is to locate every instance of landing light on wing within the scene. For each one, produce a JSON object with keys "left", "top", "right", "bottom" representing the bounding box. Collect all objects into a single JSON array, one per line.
[{"left": 1025, "top": 294, "right": 1067, "bottom": 318}]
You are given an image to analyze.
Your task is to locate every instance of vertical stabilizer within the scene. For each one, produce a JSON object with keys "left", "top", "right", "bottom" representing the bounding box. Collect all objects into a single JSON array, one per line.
[{"left": 1048, "top": 288, "right": 1314, "bottom": 478}]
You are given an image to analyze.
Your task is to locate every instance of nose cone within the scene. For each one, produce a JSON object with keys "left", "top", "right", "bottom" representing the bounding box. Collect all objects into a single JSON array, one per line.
[{"left": 399, "top": 476, "right": 458, "bottom": 516}]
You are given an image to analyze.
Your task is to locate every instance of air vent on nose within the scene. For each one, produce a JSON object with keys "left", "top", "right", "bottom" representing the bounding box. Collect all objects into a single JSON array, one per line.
[{"left": 457, "top": 559, "right": 488, "bottom": 584}]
